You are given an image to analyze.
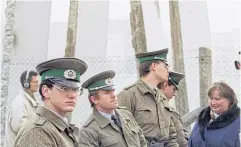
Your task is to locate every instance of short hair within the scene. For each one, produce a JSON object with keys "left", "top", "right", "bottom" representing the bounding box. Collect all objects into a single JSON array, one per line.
[
  {"left": 208, "top": 81, "right": 238, "bottom": 106},
  {"left": 39, "top": 79, "right": 53, "bottom": 100},
  {"left": 20, "top": 70, "right": 38, "bottom": 88},
  {"left": 157, "top": 81, "right": 173, "bottom": 90},
  {"left": 88, "top": 91, "right": 98, "bottom": 107},
  {"left": 139, "top": 60, "right": 163, "bottom": 77}
]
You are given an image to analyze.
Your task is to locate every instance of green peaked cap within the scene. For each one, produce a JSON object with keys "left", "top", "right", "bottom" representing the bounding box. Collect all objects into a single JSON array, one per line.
[
  {"left": 168, "top": 71, "right": 185, "bottom": 89},
  {"left": 82, "top": 70, "right": 115, "bottom": 92},
  {"left": 136, "top": 48, "right": 168, "bottom": 64},
  {"left": 36, "top": 57, "right": 88, "bottom": 82}
]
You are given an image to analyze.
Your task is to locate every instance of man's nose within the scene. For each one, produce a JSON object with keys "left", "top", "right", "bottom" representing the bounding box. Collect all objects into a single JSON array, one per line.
[
  {"left": 110, "top": 90, "right": 116, "bottom": 98},
  {"left": 67, "top": 90, "right": 78, "bottom": 98}
]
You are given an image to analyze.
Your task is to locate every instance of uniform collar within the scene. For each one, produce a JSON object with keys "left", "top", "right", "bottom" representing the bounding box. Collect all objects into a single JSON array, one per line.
[
  {"left": 22, "top": 89, "right": 39, "bottom": 107},
  {"left": 135, "top": 79, "right": 157, "bottom": 95},
  {"left": 98, "top": 110, "right": 115, "bottom": 123},
  {"left": 43, "top": 106, "right": 69, "bottom": 125},
  {"left": 90, "top": 108, "right": 111, "bottom": 128},
  {"left": 159, "top": 90, "right": 168, "bottom": 101},
  {"left": 36, "top": 106, "right": 69, "bottom": 132}
]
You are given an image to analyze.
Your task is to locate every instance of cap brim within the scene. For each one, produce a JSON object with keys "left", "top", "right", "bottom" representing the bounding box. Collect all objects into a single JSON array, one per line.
[
  {"left": 168, "top": 78, "right": 178, "bottom": 90},
  {"left": 100, "top": 86, "right": 115, "bottom": 91},
  {"left": 49, "top": 78, "right": 81, "bottom": 88}
]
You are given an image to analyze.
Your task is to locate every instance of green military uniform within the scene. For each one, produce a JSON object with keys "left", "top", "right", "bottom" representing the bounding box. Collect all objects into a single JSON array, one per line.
[
  {"left": 14, "top": 57, "right": 88, "bottom": 147},
  {"left": 79, "top": 70, "right": 147, "bottom": 147},
  {"left": 168, "top": 71, "right": 188, "bottom": 147},
  {"left": 118, "top": 80, "right": 177, "bottom": 147},
  {"left": 170, "top": 110, "right": 188, "bottom": 147},
  {"left": 14, "top": 106, "right": 80, "bottom": 147},
  {"left": 118, "top": 49, "right": 178, "bottom": 147}
]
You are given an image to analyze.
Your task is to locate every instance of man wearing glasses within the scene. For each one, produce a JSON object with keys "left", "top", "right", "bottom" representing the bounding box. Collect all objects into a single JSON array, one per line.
[
  {"left": 118, "top": 49, "right": 178, "bottom": 147},
  {"left": 14, "top": 57, "right": 87, "bottom": 147},
  {"left": 5, "top": 70, "right": 39, "bottom": 147}
]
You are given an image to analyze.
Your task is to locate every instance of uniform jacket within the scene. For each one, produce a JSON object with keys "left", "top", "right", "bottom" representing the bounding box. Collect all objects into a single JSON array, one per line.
[
  {"left": 117, "top": 79, "right": 178, "bottom": 147},
  {"left": 78, "top": 107, "right": 147, "bottom": 147},
  {"left": 170, "top": 109, "right": 188, "bottom": 147},
  {"left": 14, "top": 106, "right": 79, "bottom": 147},
  {"left": 4, "top": 89, "right": 39, "bottom": 147},
  {"left": 189, "top": 104, "right": 240, "bottom": 147}
]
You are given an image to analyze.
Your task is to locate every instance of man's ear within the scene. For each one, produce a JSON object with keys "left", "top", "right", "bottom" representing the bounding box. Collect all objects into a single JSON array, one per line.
[
  {"left": 150, "top": 62, "right": 157, "bottom": 71},
  {"left": 90, "top": 95, "right": 98, "bottom": 105},
  {"left": 163, "top": 82, "right": 169, "bottom": 89},
  {"left": 42, "top": 85, "right": 50, "bottom": 99}
]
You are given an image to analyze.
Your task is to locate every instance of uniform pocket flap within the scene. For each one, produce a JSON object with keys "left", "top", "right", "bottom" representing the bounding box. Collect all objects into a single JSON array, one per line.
[
  {"left": 102, "top": 137, "right": 120, "bottom": 146},
  {"left": 137, "top": 106, "right": 152, "bottom": 112}
]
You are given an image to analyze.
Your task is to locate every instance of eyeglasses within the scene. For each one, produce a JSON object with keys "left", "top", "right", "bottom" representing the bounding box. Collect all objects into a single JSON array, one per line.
[
  {"left": 157, "top": 63, "right": 169, "bottom": 70},
  {"left": 53, "top": 84, "right": 83, "bottom": 95}
]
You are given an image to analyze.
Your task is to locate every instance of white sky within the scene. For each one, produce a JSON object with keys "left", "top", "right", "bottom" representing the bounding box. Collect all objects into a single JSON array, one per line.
[
  {"left": 1, "top": 0, "right": 241, "bottom": 30},
  {"left": 1, "top": 0, "right": 241, "bottom": 58},
  {"left": 108, "top": 0, "right": 241, "bottom": 33},
  {"left": 24, "top": 0, "right": 241, "bottom": 34}
]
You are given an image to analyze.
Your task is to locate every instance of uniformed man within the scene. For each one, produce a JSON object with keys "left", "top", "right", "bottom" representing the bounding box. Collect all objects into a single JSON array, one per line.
[
  {"left": 14, "top": 57, "right": 88, "bottom": 147},
  {"left": 157, "top": 71, "right": 189, "bottom": 147},
  {"left": 79, "top": 70, "right": 147, "bottom": 147},
  {"left": 117, "top": 49, "right": 178, "bottom": 147}
]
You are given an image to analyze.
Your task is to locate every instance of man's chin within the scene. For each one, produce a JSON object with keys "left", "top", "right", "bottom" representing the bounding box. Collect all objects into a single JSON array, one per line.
[
  {"left": 160, "top": 78, "right": 168, "bottom": 83},
  {"left": 65, "top": 107, "right": 75, "bottom": 112},
  {"left": 110, "top": 104, "right": 118, "bottom": 110}
]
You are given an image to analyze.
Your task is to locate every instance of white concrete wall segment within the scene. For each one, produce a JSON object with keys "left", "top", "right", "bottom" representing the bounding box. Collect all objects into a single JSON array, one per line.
[
  {"left": 47, "top": 0, "right": 69, "bottom": 60},
  {"left": 13, "top": 1, "right": 51, "bottom": 59},
  {"left": 75, "top": 1, "right": 109, "bottom": 57},
  {"left": 179, "top": 1, "right": 211, "bottom": 112},
  {"left": 142, "top": 1, "right": 168, "bottom": 52}
]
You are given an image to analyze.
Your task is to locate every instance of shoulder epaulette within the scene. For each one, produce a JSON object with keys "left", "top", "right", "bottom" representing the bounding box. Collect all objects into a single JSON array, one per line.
[
  {"left": 83, "top": 116, "right": 94, "bottom": 127},
  {"left": 124, "top": 83, "right": 136, "bottom": 90},
  {"left": 117, "top": 106, "right": 128, "bottom": 110},
  {"left": 34, "top": 117, "right": 47, "bottom": 126}
]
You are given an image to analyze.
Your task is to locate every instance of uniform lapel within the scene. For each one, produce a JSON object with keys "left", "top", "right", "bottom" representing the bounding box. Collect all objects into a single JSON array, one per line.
[
  {"left": 137, "top": 79, "right": 161, "bottom": 103},
  {"left": 115, "top": 109, "right": 129, "bottom": 133},
  {"left": 93, "top": 109, "right": 121, "bottom": 133},
  {"left": 36, "top": 106, "right": 78, "bottom": 145},
  {"left": 36, "top": 106, "right": 68, "bottom": 132},
  {"left": 111, "top": 122, "right": 122, "bottom": 133}
]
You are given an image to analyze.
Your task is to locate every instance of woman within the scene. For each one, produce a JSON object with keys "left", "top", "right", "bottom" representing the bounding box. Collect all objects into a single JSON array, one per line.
[{"left": 189, "top": 81, "right": 240, "bottom": 147}]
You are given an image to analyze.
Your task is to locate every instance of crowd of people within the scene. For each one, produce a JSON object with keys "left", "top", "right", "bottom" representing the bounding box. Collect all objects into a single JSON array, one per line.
[{"left": 4, "top": 49, "right": 240, "bottom": 147}]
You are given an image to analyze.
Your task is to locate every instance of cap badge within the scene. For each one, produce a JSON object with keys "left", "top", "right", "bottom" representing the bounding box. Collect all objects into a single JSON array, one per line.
[
  {"left": 105, "top": 78, "right": 113, "bottom": 85},
  {"left": 64, "top": 69, "right": 76, "bottom": 79}
]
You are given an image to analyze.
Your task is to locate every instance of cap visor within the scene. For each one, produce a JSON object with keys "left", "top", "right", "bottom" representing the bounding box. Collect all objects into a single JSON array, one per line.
[
  {"left": 100, "top": 86, "right": 115, "bottom": 91},
  {"left": 49, "top": 78, "right": 81, "bottom": 88}
]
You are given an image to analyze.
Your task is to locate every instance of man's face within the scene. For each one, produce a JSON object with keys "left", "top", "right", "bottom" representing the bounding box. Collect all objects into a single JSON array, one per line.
[
  {"left": 42, "top": 83, "right": 80, "bottom": 116},
  {"left": 91, "top": 89, "right": 118, "bottom": 113},
  {"left": 29, "top": 76, "right": 39, "bottom": 93},
  {"left": 152, "top": 61, "right": 169, "bottom": 83},
  {"left": 161, "top": 82, "right": 177, "bottom": 100}
]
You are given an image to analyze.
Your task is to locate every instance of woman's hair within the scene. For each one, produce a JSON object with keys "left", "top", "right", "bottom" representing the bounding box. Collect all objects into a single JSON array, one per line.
[{"left": 208, "top": 81, "right": 238, "bottom": 106}]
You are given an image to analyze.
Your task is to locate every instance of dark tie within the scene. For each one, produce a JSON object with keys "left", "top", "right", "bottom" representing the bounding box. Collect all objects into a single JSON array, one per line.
[
  {"left": 111, "top": 115, "right": 122, "bottom": 129},
  {"left": 65, "top": 127, "right": 78, "bottom": 147}
]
